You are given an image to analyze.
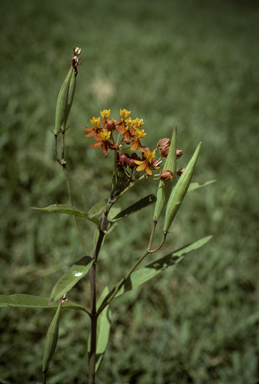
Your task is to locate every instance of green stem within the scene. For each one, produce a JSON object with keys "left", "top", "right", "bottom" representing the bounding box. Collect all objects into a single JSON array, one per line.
[
  {"left": 88, "top": 204, "right": 111, "bottom": 384},
  {"left": 42, "top": 370, "right": 47, "bottom": 384},
  {"left": 97, "top": 224, "right": 167, "bottom": 316}
]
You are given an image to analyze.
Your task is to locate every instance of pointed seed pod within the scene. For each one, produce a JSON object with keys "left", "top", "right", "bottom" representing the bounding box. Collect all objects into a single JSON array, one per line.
[
  {"left": 153, "top": 125, "right": 177, "bottom": 222},
  {"left": 163, "top": 141, "right": 202, "bottom": 233},
  {"left": 54, "top": 66, "right": 74, "bottom": 134},
  {"left": 42, "top": 300, "right": 62, "bottom": 372},
  {"left": 61, "top": 69, "right": 76, "bottom": 132}
]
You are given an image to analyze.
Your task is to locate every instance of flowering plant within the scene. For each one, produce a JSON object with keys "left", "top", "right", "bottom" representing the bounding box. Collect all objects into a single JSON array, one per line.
[{"left": 0, "top": 48, "right": 215, "bottom": 384}]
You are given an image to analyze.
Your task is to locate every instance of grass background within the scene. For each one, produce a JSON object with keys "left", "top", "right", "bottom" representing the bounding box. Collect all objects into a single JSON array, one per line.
[{"left": 1, "top": 0, "right": 259, "bottom": 383}]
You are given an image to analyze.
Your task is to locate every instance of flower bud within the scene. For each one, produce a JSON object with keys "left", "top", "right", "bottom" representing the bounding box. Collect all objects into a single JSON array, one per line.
[
  {"left": 176, "top": 148, "right": 183, "bottom": 159},
  {"left": 163, "top": 141, "right": 202, "bottom": 233},
  {"left": 157, "top": 138, "right": 171, "bottom": 157},
  {"left": 176, "top": 167, "right": 185, "bottom": 176},
  {"left": 107, "top": 120, "right": 116, "bottom": 132},
  {"left": 159, "top": 170, "right": 174, "bottom": 182}
]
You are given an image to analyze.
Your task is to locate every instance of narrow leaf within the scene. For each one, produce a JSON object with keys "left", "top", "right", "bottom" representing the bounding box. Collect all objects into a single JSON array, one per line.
[
  {"left": 49, "top": 256, "right": 94, "bottom": 304},
  {"left": 31, "top": 204, "right": 101, "bottom": 226},
  {"left": 100, "top": 236, "right": 212, "bottom": 309},
  {"left": 0, "top": 294, "right": 86, "bottom": 311},
  {"left": 188, "top": 180, "right": 216, "bottom": 193},
  {"left": 88, "top": 287, "right": 111, "bottom": 372},
  {"left": 42, "top": 300, "right": 62, "bottom": 372},
  {"left": 111, "top": 194, "right": 156, "bottom": 223}
]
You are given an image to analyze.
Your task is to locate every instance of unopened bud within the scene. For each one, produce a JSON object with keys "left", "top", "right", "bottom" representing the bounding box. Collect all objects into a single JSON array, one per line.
[
  {"left": 157, "top": 138, "right": 171, "bottom": 158},
  {"left": 176, "top": 167, "right": 185, "bottom": 176},
  {"left": 159, "top": 170, "right": 174, "bottom": 181},
  {"left": 176, "top": 148, "right": 183, "bottom": 159}
]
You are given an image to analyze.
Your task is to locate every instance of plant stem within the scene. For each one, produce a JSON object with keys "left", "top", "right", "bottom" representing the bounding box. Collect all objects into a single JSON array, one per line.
[
  {"left": 88, "top": 205, "right": 111, "bottom": 384},
  {"left": 42, "top": 370, "right": 47, "bottom": 384},
  {"left": 97, "top": 226, "right": 167, "bottom": 316}
]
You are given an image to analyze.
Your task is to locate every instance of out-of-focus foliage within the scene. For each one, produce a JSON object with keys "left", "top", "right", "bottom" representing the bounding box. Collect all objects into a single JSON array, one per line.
[{"left": 0, "top": 0, "right": 259, "bottom": 383}]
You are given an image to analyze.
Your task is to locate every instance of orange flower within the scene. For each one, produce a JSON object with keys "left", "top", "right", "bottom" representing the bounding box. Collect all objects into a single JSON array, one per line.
[
  {"left": 84, "top": 116, "right": 101, "bottom": 137},
  {"left": 91, "top": 129, "right": 117, "bottom": 155},
  {"left": 130, "top": 128, "right": 146, "bottom": 152},
  {"left": 134, "top": 148, "right": 160, "bottom": 176}
]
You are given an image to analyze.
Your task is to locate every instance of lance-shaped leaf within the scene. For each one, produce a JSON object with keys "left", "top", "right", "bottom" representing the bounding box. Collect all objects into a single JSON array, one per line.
[
  {"left": 110, "top": 194, "right": 156, "bottom": 223},
  {"left": 188, "top": 180, "right": 216, "bottom": 193},
  {"left": 42, "top": 300, "right": 62, "bottom": 372},
  {"left": 0, "top": 294, "right": 86, "bottom": 312},
  {"left": 154, "top": 125, "right": 177, "bottom": 222},
  {"left": 31, "top": 204, "right": 101, "bottom": 227},
  {"left": 49, "top": 256, "right": 94, "bottom": 305},
  {"left": 164, "top": 141, "right": 202, "bottom": 233},
  {"left": 98, "top": 235, "right": 212, "bottom": 312},
  {"left": 88, "top": 287, "right": 111, "bottom": 372}
]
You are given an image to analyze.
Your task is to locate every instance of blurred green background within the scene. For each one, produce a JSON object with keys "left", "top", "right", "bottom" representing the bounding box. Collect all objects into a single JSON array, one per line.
[{"left": 1, "top": 0, "right": 259, "bottom": 383}]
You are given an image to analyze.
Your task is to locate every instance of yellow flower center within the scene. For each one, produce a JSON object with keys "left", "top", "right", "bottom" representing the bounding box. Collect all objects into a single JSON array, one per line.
[
  {"left": 100, "top": 130, "right": 111, "bottom": 142},
  {"left": 90, "top": 116, "right": 100, "bottom": 128},
  {"left": 132, "top": 118, "right": 144, "bottom": 128},
  {"left": 144, "top": 149, "right": 156, "bottom": 162},
  {"left": 120, "top": 108, "right": 131, "bottom": 119},
  {"left": 125, "top": 117, "right": 133, "bottom": 129},
  {"left": 134, "top": 128, "right": 146, "bottom": 139},
  {"left": 100, "top": 109, "right": 111, "bottom": 118}
]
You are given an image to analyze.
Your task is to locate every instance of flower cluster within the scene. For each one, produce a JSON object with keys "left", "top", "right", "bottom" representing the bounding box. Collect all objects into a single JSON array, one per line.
[
  {"left": 84, "top": 109, "right": 184, "bottom": 181},
  {"left": 84, "top": 109, "right": 160, "bottom": 176}
]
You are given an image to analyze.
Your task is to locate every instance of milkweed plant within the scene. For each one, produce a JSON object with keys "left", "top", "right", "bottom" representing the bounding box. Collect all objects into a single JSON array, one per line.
[{"left": 0, "top": 48, "right": 215, "bottom": 384}]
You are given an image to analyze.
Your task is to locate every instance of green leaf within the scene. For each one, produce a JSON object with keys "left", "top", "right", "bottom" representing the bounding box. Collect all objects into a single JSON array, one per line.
[
  {"left": 88, "top": 203, "right": 107, "bottom": 218},
  {"left": 99, "top": 236, "right": 212, "bottom": 309},
  {"left": 49, "top": 256, "right": 94, "bottom": 304},
  {"left": 0, "top": 294, "right": 86, "bottom": 311},
  {"left": 188, "top": 180, "right": 216, "bottom": 192},
  {"left": 31, "top": 204, "right": 101, "bottom": 227},
  {"left": 111, "top": 194, "right": 156, "bottom": 222},
  {"left": 88, "top": 287, "right": 111, "bottom": 372},
  {"left": 42, "top": 300, "right": 62, "bottom": 372}
]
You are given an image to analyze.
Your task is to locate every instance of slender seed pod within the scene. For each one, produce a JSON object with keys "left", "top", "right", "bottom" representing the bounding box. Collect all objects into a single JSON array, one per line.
[
  {"left": 42, "top": 300, "right": 62, "bottom": 373},
  {"left": 54, "top": 66, "right": 74, "bottom": 135},
  {"left": 153, "top": 125, "right": 177, "bottom": 222},
  {"left": 61, "top": 69, "right": 76, "bottom": 132},
  {"left": 163, "top": 141, "right": 202, "bottom": 233}
]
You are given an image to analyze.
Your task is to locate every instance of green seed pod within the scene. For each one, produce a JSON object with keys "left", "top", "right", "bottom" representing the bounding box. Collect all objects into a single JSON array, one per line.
[
  {"left": 42, "top": 300, "right": 62, "bottom": 372},
  {"left": 153, "top": 125, "right": 177, "bottom": 222},
  {"left": 54, "top": 66, "right": 74, "bottom": 135},
  {"left": 163, "top": 141, "right": 202, "bottom": 233},
  {"left": 61, "top": 69, "right": 76, "bottom": 132}
]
